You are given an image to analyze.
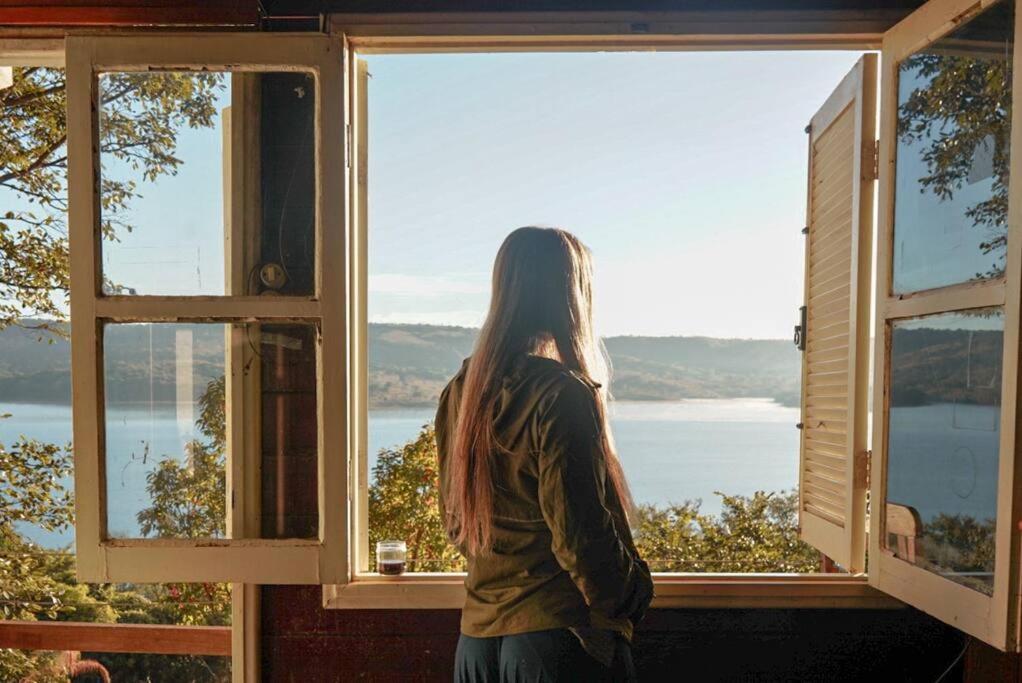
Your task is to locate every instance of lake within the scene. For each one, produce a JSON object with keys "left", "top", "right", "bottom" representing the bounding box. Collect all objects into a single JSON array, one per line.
[{"left": 1, "top": 399, "right": 800, "bottom": 548}]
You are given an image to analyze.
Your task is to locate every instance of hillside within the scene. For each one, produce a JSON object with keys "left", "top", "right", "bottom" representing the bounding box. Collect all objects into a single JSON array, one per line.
[{"left": 0, "top": 321, "right": 803, "bottom": 407}]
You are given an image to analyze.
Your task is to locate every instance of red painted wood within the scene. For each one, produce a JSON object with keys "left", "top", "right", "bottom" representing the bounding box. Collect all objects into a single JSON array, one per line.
[
  {"left": 0, "top": 1, "right": 257, "bottom": 26},
  {"left": 0, "top": 620, "right": 231, "bottom": 656}
]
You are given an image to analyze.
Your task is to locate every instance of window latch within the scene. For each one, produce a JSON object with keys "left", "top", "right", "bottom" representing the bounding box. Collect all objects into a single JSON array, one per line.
[{"left": 794, "top": 305, "right": 807, "bottom": 351}]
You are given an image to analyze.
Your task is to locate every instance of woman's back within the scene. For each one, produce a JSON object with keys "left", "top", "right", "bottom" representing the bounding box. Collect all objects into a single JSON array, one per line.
[{"left": 436, "top": 353, "right": 651, "bottom": 640}]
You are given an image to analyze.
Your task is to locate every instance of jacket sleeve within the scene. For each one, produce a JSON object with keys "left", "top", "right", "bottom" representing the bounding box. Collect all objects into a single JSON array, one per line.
[{"left": 536, "top": 377, "right": 654, "bottom": 628}]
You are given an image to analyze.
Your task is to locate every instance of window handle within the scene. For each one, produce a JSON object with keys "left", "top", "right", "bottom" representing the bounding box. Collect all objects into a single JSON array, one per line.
[{"left": 794, "top": 305, "right": 807, "bottom": 351}]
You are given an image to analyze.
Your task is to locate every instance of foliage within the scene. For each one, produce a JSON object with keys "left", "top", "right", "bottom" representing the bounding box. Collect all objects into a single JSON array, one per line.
[
  {"left": 0, "top": 425, "right": 73, "bottom": 541},
  {"left": 369, "top": 424, "right": 464, "bottom": 572},
  {"left": 99, "top": 375, "right": 233, "bottom": 680},
  {"left": 0, "top": 420, "right": 114, "bottom": 679},
  {"left": 369, "top": 425, "right": 820, "bottom": 575},
  {"left": 0, "top": 67, "right": 224, "bottom": 333},
  {"left": 633, "top": 490, "right": 819, "bottom": 573},
  {"left": 0, "top": 376, "right": 230, "bottom": 681},
  {"left": 2, "top": 65, "right": 229, "bottom": 679},
  {"left": 916, "top": 513, "right": 996, "bottom": 595},
  {"left": 136, "top": 377, "right": 227, "bottom": 540},
  {"left": 898, "top": 45, "right": 1011, "bottom": 277}
]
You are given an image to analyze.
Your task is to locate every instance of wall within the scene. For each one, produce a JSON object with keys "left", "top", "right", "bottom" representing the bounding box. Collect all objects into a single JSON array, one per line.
[{"left": 261, "top": 586, "right": 973, "bottom": 682}]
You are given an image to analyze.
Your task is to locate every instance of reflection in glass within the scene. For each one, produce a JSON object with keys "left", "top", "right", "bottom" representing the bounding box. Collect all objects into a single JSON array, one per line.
[
  {"left": 103, "top": 322, "right": 319, "bottom": 540},
  {"left": 885, "top": 309, "right": 1003, "bottom": 594},
  {"left": 892, "top": 0, "right": 1014, "bottom": 294},
  {"left": 98, "top": 72, "right": 316, "bottom": 296}
]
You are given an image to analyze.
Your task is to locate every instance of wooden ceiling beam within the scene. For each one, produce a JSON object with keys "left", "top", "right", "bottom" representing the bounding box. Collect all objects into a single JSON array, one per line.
[{"left": 0, "top": 1, "right": 259, "bottom": 27}]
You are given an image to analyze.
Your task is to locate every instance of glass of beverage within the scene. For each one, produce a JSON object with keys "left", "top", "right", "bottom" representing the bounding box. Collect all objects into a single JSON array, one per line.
[{"left": 376, "top": 540, "right": 407, "bottom": 575}]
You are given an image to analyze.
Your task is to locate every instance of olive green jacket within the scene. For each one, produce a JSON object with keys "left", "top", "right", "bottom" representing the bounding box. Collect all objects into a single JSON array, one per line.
[{"left": 435, "top": 355, "right": 654, "bottom": 640}]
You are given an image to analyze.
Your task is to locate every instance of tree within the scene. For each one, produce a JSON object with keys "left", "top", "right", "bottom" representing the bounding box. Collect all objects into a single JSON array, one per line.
[
  {"left": 134, "top": 375, "right": 231, "bottom": 630},
  {"left": 0, "top": 420, "right": 115, "bottom": 680},
  {"left": 2, "top": 66, "right": 228, "bottom": 680},
  {"left": 91, "top": 375, "right": 233, "bottom": 681},
  {"left": 898, "top": 31, "right": 1011, "bottom": 277},
  {"left": 368, "top": 425, "right": 464, "bottom": 573},
  {"left": 632, "top": 491, "right": 819, "bottom": 573},
  {"left": 367, "top": 424, "right": 820, "bottom": 577},
  {"left": 1, "top": 67, "right": 224, "bottom": 335}
]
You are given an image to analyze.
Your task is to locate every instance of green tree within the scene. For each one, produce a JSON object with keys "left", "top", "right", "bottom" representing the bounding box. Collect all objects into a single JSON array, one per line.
[
  {"left": 369, "top": 424, "right": 464, "bottom": 573},
  {"left": 92, "top": 375, "right": 233, "bottom": 681},
  {"left": 2, "top": 66, "right": 228, "bottom": 680},
  {"left": 1, "top": 67, "right": 225, "bottom": 333},
  {"left": 134, "top": 375, "right": 231, "bottom": 628},
  {"left": 0, "top": 420, "right": 115, "bottom": 680},
  {"left": 898, "top": 24, "right": 1012, "bottom": 277},
  {"left": 367, "top": 424, "right": 819, "bottom": 577},
  {"left": 632, "top": 491, "right": 818, "bottom": 573}
]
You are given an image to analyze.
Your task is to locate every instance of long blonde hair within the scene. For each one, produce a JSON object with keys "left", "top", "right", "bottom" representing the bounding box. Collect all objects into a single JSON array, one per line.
[{"left": 450, "top": 226, "right": 633, "bottom": 555}]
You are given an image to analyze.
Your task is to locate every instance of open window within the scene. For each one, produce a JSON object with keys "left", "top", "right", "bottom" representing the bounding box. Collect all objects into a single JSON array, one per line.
[
  {"left": 868, "top": 0, "right": 1021, "bottom": 651},
  {"left": 328, "top": 43, "right": 890, "bottom": 610},
  {"left": 66, "top": 34, "right": 347, "bottom": 584},
  {"left": 796, "top": 0, "right": 1022, "bottom": 651}
]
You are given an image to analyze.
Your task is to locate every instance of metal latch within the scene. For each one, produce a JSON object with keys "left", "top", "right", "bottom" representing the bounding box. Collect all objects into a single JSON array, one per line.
[{"left": 794, "top": 305, "right": 807, "bottom": 351}]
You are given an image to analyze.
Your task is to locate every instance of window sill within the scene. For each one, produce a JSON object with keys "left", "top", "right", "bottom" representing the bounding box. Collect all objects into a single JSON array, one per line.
[{"left": 322, "top": 573, "right": 901, "bottom": 610}]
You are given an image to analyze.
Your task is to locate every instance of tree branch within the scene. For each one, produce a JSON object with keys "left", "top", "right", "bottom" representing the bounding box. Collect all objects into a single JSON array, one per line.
[
  {"left": 0, "top": 134, "right": 67, "bottom": 185},
  {"left": 0, "top": 82, "right": 66, "bottom": 110}
]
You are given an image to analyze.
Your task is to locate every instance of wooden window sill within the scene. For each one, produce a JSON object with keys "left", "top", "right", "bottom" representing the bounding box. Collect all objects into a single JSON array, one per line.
[{"left": 323, "top": 573, "right": 901, "bottom": 610}]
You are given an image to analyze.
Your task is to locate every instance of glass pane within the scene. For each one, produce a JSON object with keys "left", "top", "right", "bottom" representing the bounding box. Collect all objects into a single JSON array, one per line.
[
  {"left": 103, "top": 322, "right": 318, "bottom": 540},
  {"left": 892, "top": 0, "right": 1014, "bottom": 294},
  {"left": 885, "top": 309, "right": 1003, "bottom": 594},
  {"left": 97, "top": 71, "right": 316, "bottom": 296}
]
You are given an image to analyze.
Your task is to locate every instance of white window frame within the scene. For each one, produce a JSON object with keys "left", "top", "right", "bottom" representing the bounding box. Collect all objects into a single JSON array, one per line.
[
  {"left": 66, "top": 33, "right": 348, "bottom": 585},
  {"left": 868, "top": 0, "right": 1022, "bottom": 651},
  {"left": 323, "top": 25, "right": 896, "bottom": 611}
]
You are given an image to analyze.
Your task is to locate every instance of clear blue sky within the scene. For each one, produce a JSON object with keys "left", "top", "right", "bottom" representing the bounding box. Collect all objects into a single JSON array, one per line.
[
  {"left": 7, "top": 52, "right": 868, "bottom": 338},
  {"left": 365, "top": 51, "right": 865, "bottom": 338}
]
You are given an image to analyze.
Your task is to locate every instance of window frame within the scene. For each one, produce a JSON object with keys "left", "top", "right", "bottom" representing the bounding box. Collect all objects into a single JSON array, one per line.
[
  {"left": 325, "top": 26, "right": 896, "bottom": 611},
  {"left": 65, "top": 33, "right": 348, "bottom": 586},
  {"left": 868, "top": 0, "right": 1022, "bottom": 651}
]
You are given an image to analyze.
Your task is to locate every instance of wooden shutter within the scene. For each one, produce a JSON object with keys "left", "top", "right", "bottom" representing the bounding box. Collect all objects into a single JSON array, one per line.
[{"left": 797, "top": 54, "right": 876, "bottom": 573}]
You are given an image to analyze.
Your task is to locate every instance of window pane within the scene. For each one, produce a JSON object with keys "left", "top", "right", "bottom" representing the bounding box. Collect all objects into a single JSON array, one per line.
[
  {"left": 885, "top": 309, "right": 1003, "bottom": 594},
  {"left": 103, "top": 322, "right": 318, "bottom": 540},
  {"left": 892, "top": 0, "right": 1014, "bottom": 294},
  {"left": 98, "top": 71, "right": 316, "bottom": 296}
]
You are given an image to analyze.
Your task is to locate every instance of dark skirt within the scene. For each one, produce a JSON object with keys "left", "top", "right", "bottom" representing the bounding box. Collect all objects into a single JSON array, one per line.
[{"left": 454, "top": 628, "right": 638, "bottom": 683}]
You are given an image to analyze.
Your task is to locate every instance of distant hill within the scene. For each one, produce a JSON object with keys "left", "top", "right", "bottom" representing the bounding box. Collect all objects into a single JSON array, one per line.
[{"left": 0, "top": 321, "right": 803, "bottom": 407}]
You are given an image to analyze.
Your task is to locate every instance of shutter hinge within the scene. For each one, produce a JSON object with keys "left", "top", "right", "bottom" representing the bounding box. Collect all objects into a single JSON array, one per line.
[
  {"left": 862, "top": 139, "right": 879, "bottom": 182},
  {"left": 854, "top": 449, "right": 872, "bottom": 488}
]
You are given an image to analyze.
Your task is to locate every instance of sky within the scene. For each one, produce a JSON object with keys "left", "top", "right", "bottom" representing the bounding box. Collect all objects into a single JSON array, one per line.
[
  {"left": 365, "top": 51, "right": 864, "bottom": 338},
  {"left": 9, "top": 51, "right": 869, "bottom": 338}
]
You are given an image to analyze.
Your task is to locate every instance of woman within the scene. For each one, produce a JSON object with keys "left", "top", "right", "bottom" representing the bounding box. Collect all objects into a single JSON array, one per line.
[{"left": 435, "top": 226, "right": 654, "bottom": 683}]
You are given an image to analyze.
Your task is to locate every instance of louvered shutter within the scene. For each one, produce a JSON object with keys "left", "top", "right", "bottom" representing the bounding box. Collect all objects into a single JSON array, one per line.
[{"left": 797, "top": 54, "right": 876, "bottom": 573}]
